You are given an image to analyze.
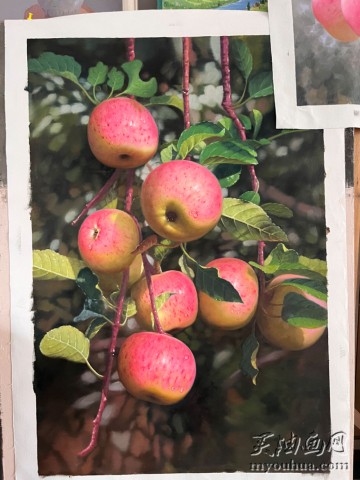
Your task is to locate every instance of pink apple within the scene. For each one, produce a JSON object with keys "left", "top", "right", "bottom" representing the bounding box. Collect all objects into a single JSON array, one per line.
[
  {"left": 117, "top": 332, "right": 196, "bottom": 405},
  {"left": 312, "top": 0, "right": 358, "bottom": 42},
  {"left": 140, "top": 160, "right": 223, "bottom": 242},
  {"left": 87, "top": 98, "right": 159, "bottom": 169},
  {"left": 198, "top": 258, "right": 259, "bottom": 330},
  {"left": 131, "top": 270, "right": 198, "bottom": 332},
  {"left": 257, "top": 274, "right": 327, "bottom": 351},
  {"left": 78, "top": 208, "right": 140, "bottom": 274},
  {"left": 341, "top": 0, "right": 360, "bottom": 35}
]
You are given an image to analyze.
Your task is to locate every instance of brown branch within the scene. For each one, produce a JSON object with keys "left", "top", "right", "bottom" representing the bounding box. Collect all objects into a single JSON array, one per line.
[
  {"left": 126, "top": 38, "right": 135, "bottom": 62},
  {"left": 142, "top": 253, "right": 165, "bottom": 334},
  {"left": 182, "top": 37, "right": 191, "bottom": 131},
  {"left": 71, "top": 169, "right": 122, "bottom": 226},
  {"left": 78, "top": 268, "right": 130, "bottom": 457}
]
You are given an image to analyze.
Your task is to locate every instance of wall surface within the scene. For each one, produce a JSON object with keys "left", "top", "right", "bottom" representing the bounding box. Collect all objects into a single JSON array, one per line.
[{"left": 0, "top": 0, "right": 157, "bottom": 20}]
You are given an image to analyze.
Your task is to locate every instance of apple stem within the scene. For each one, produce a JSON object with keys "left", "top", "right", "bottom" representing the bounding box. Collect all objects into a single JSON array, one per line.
[
  {"left": 78, "top": 268, "right": 130, "bottom": 458},
  {"left": 182, "top": 37, "right": 192, "bottom": 132},
  {"left": 71, "top": 169, "right": 122, "bottom": 226},
  {"left": 220, "top": 35, "right": 265, "bottom": 290}
]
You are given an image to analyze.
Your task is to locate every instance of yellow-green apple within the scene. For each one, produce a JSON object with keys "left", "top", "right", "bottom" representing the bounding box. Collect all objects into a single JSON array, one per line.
[
  {"left": 117, "top": 332, "right": 196, "bottom": 405},
  {"left": 131, "top": 270, "right": 198, "bottom": 331},
  {"left": 312, "top": 0, "right": 358, "bottom": 42},
  {"left": 140, "top": 160, "right": 223, "bottom": 242},
  {"left": 198, "top": 258, "right": 259, "bottom": 330},
  {"left": 87, "top": 98, "right": 158, "bottom": 169},
  {"left": 341, "top": 0, "right": 360, "bottom": 35},
  {"left": 257, "top": 274, "right": 327, "bottom": 351},
  {"left": 96, "top": 254, "right": 144, "bottom": 295},
  {"left": 78, "top": 208, "right": 139, "bottom": 274}
]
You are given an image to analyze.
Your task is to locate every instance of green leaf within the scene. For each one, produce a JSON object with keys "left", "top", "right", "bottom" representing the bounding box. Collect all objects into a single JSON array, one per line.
[
  {"left": 240, "top": 191, "right": 260, "bottom": 205},
  {"left": 199, "top": 141, "right": 258, "bottom": 167},
  {"left": 177, "top": 122, "right": 225, "bottom": 159},
  {"left": 264, "top": 243, "right": 298, "bottom": 267},
  {"left": 194, "top": 263, "right": 243, "bottom": 303},
  {"left": 220, "top": 198, "right": 288, "bottom": 242},
  {"left": 150, "top": 292, "right": 175, "bottom": 329},
  {"left": 33, "top": 250, "right": 86, "bottom": 281},
  {"left": 299, "top": 256, "right": 327, "bottom": 278},
  {"left": 240, "top": 332, "right": 259, "bottom": 385},
  {"left": 87, "top": 61, "right": 109, "bottom": 87},
  {"left": 122, "top": 298, "right": 137, "bottom": 321},
  {"left": 40, "top": 325, "right": 90, "bottom": 364},
  {"left": 160, "top": 142, "right": 178, "bottom": 163},
  {"left": 250, "top": 244, "right": 327, "bottom": 281},
  {"left": 249, "top": 71, "right": 274, "bottom": 99},
  {"left": 280, "top": 278, "right": 327, "bottom": 302},
  {"left": 238, "top": 115, "right": 252, "bottom": 131},
  {"left": 231, "top": 38, "right": 253, "bottom": 81},
  {"left": 214, "top": 164, "right": 241, "bottom": 188},
  {"left": 178, "top": 254, "right": 195, "bottom": 279},
  {"left": 251, "top": 109, "right": 263, "bottom": 139},
  {"left": 152, "top": 239, "right": 175, "bottom": 263},
  {"left": 76, "top": 268, "right": 104, "bottom": 316},
  {"left": 122, "top": 59, "right": 157, "bottom": 98},
  {"left": 148, "top": 95, "right": 184, "bottom": 111},
  {"left": 107, "top": 67, "right": 125, "bottom": 92},
  {"left": 261, "top": 203, "right": 293, "bottom": 219},
  {"left": 28, "top": 52, "right": 81, "bottom": 83},
  {"left": 282, "top": 292, "right": 327, "bottom": 328},
  {"left": 245, "top": 138, "right": 271, "bottom": 149},
  {"left": 218, "top": 116, "right": 251, "bottom": 133},
  {"left": 74, "top": 309, "right": 108, "bottom": 323},
  {"left": 85, "top": 318, "right": 110, "bottom": 339}
]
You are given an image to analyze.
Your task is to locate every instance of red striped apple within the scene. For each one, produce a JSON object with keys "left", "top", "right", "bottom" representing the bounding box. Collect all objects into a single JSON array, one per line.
[
  {"left": 88, "top": 98, "right": 158, "bottom": 169},
  {"left": 199, "top": 258, "right": 259, "bottom": 330},
  {"left": 78, "top": 208, "right": 139, "bottom": 274},
  {"left": 312, "top": 0, "right": 358, "bottom": 42},
  {"left": 341, "top": 0, "right": 360, "bottom": 35},
  {"left": 141, "top": 160, "right": 223, "bottom": 242},
  {"left": 117, "top": 332, "right": 196, "bottom": 405},
  {"left": 257, "top": 274, "right": 327, "bottom": 351},
  {"left": 131, "top": 270, "right": 198, "bottom": 332}
]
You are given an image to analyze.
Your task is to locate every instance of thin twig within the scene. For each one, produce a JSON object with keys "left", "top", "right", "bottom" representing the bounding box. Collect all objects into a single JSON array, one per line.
[
  {"left": 78, "top": 268, "right": 130, "bottom": 457},
  {"left": 182, "top": 37, "right": 191, "bottom": 131},
  {"left": 71, "top": 169, "right": 122, "bottom": 226}
]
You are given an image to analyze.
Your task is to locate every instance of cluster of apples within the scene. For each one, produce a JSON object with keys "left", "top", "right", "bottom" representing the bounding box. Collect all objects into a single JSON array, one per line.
[
  {"left": 312, "top": 0, "right": 360, "bottom": 42},
  {"left": 77, "top": 97, "right": 260, "bottom": 405}
]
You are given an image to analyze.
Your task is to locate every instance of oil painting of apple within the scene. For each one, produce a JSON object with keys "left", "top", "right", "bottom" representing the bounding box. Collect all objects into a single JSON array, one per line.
[
  {"left": 141, "top": 160, "right": 223, "bottom": 242},
  {"left": 132, "top": 270, "right": 198, "bottom": 331},
  {"left": 88, "top": 97, "right": 159, "bottom": 169},
  {"left": 257, "top": 274, "right": 327, "bottom": 351},
  {"left": 312, "top": 0, "right": 358, "bottom": 42},
  {"left": 117, "top": 332, "right": 196, "bottom": 405},
  {"left": 199, "top": 258, "right": 259, "bottom": 330},
  {"left": 78, "top": 208, "right": 140, "bottom": 274}
]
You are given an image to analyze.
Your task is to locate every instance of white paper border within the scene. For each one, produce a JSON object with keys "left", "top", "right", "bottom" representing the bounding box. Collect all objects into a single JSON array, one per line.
[
  {"left": 4, "top": 10, "right": 352, "bottom": 480},
  {"left": 268, "top": 0, "right": 360, "bottom": 129}
]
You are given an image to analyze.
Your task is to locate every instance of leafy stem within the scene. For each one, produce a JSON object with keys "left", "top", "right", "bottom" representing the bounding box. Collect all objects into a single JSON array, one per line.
[{"left": 75, "top": 80, "right": 98, "bottom": 106}]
